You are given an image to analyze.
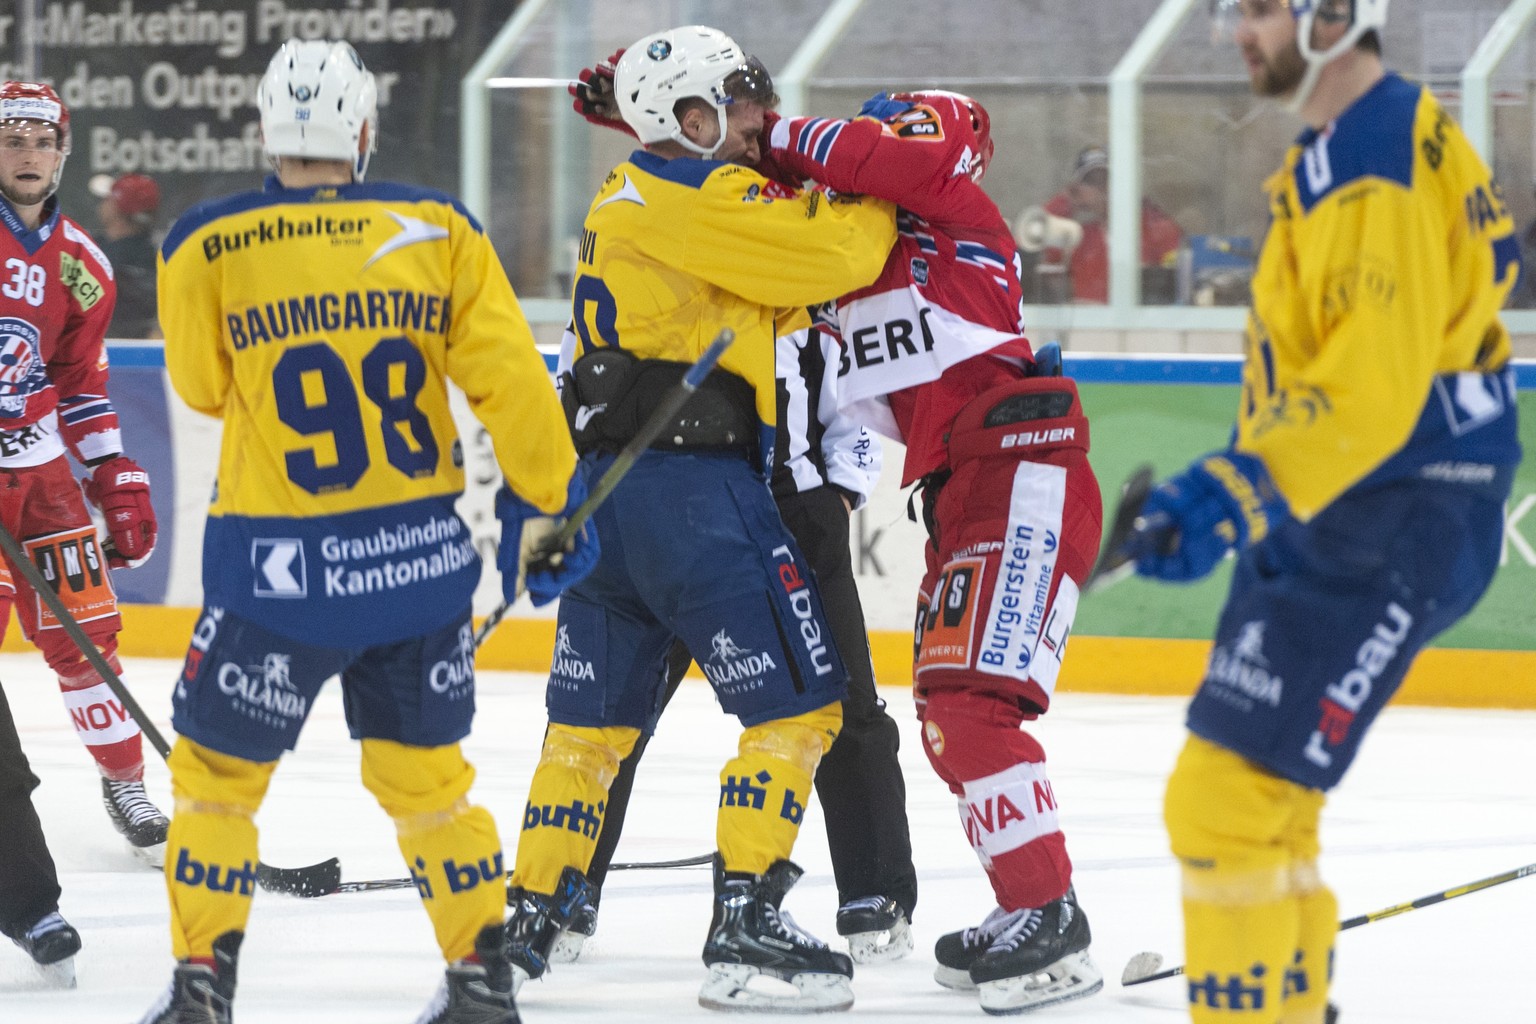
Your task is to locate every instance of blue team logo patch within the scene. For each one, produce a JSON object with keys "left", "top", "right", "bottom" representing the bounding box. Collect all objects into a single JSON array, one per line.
[
  {"left": 911, "top": 257, "right": 929, "bottom": 285},
  {"left": 251, "top": 538, "right": 307, "bottom": 598},
  {"left": 0, "top": 317, "right": 48, "bottom": 419},
  {"left": 647, "top": 39, "right": 672, "bottom": 60}
]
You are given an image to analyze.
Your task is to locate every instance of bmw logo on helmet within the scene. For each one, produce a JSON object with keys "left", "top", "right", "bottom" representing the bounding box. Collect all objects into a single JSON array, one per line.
[
  {"left": 294, "top": 85, "right": 312, "bottom": 102},
  {"left": 647, "top": 39, "right": 672, "bottom": 60}
]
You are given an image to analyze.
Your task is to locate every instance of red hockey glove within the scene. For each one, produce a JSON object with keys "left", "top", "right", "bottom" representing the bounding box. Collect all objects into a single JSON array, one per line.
[
  {"left": 83, "top": 456, "right": 157, "bottom": 568},
  {"left": 754, "top": 110, "right": 806, "bottom": 189},
  {"left": 570, "top": 49, "right": 637, "bottom": 138}
]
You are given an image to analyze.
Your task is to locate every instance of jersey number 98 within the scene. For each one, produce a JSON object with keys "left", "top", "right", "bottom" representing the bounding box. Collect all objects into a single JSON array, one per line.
[{"left": 274, "top": 337, "right": 438, "bottom": 494}]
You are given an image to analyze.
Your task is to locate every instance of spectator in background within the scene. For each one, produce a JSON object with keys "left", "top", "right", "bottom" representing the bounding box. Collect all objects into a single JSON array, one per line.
[
  {"left": 1037, "top": 146, "right": 1182, "bottom": 303},
  {"left": 89, "top": 173, "right": 160, "bottom": 338},
  {"left": 1512, "top": 179, "right": 1536, "bottom": 309}
]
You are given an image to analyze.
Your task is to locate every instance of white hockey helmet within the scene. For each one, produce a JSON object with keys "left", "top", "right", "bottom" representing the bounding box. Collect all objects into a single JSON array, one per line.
[
  {"left": 1210, "top": 0, "right": 1394, "bottom": 112},
  {"left": 614, "top": 25, "right": 776, "bottom": 157},
  {"left": 258, "top": 39, "right": 378, "bottom": 180},
  {"left": 1292, "top": 0, "right": 1388, "bottom": 110}
]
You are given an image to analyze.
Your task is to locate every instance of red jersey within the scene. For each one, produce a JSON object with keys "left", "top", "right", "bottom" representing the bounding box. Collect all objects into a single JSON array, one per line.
[
  {"left": 0, "top": 197, "right": 120, "bottom": 469},
  {"left": 768, "top": 96, "right": 1034, "bottom": 484}
]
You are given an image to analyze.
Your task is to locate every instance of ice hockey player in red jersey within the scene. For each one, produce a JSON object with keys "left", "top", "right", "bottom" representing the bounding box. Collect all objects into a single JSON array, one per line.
[
  {"left": 0, "top": 81, "right": 165, "bottom": 863},
  {"left": 760, "top": 92, "right": 1106, "bottom": 1015}
]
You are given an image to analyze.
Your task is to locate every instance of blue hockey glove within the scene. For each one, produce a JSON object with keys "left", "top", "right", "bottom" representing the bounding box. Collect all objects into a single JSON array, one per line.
[
  {"left": 1128, "top": 450, "right": 1287, "bottom": 583},
  {"left": 495, "top": 469, "right": 601, "bottom": 607},
  {"left": 857, "top": 92, "right": 913, "bottom": 122},
  {"left": 1031, "top": 341, "right": 1063, "bottom": 378}
]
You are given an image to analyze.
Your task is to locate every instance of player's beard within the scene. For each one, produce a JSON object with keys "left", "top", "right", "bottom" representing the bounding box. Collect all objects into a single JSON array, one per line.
[
  {"left": 0, "top": 175, "right": 54, "bottom": 209},
  {"left": 1252, "top": 39, "right": 1309, "bottom": 99}
]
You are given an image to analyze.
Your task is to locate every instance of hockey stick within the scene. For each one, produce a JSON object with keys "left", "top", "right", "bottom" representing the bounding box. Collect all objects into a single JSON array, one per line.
[
  {"left": 474, "top": 326, "right": 738, "bottom": 648},
  {"left": 318, "top": 851, "right": 716, "bottom": 896},
  {"left": 281, "top": 330, "right": 738, "bottom": 897},
  {"left": 1121, "top": 861, "right": 1536, "bottom": 986},
  {"left": 1081, "top": 463, "right": 1159, "bottom": 593},
  {"left": 0, "top": 520, "right": 343, "bottom": 897}
]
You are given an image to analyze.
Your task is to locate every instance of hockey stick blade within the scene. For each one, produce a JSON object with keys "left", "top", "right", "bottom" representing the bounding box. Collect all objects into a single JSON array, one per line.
[
  {"left": 1120, "top": 951, "right": 1165, "bottom": 985},
  {"left": 0, "top": 521, "right": 342, "bottom": 895},
  {"left": 254, "top": 857, "right": 344, "bottom": 897},
  {"left": 321, "top": 851, "right": 716, "bottom": 896},
  {"left": 1120, "top": 861, "right": 1536, "bottom": 986},
  {"left": 474, "top": 327, "right": 738, "bottom": 649},
  {"left": 1083, "top": 464, "right": 1156, "bottom": 593}
]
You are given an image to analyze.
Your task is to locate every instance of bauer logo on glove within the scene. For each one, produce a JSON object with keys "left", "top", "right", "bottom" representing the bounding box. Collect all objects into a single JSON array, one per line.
[{"left": 81, "top": 455, "right": 158, "bottom": 568}]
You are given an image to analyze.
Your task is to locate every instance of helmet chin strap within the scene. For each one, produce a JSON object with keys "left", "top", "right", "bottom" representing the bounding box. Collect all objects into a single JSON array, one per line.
[
  {"left": 672, "top": 103, "right": 729, "bottom": 158},
  {"left": 1284, "top": 10, "right": 1371, "bottom": 115}
]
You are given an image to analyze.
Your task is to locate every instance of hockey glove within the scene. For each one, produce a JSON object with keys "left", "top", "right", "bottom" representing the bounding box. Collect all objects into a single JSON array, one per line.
[
  {"left": 856, "top": 92, "right": 914, "bottom": 123},
  {"left": 82, "top": 455, "right": 157, "bottom": 568},
  {"left": 1128, "top": 450, "right": 1287, "bottom": 583},
  {"left": 569, "top": 49, "right": 636, "bottom": 137},
  {"left": 494, "top": 470, "right": 601, "bottom": 607},
  {"left": 1030, "top": 341, "right": 1063, "bottom": 378}
]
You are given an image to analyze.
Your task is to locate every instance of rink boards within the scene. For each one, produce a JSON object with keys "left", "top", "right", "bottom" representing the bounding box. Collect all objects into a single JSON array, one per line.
[{"left": 13, "top": 346, "right": 1530, "bottom": 709}]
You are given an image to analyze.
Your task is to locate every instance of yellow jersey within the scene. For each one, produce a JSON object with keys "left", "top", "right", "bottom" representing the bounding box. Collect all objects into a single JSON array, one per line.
[
  {"left": 1238, "top": 74, "right": 1519, "bottom": 520},
  {"left": 568, "top": 150, "right": 896, "bottom": 461},
  {"left": 158, "top": 178, "right": 574, "bottom": 645}
]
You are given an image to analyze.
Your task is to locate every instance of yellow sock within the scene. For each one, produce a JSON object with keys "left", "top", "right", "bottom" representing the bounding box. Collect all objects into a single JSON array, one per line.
[
  {"left": 511, "top": 724, "right": 638, "bottom": 895},
  {"left": 164, "top": 739, "right": 276, "bottom": 961},
  {"left": 1275, "top": 882, "right": 1337, "bottom": 1024},
  {"left": 718, "top": 702, "right": 841, "bottom": 875},
  {"left": 1279, "top": 807, "right": 1336, "bottom": 1023},
  {"left": 1165, "top": 735, "right": 1327, "bottom": 1024},
  {"left": 360, "top": 739, "right": 507, "bottom": 962}
]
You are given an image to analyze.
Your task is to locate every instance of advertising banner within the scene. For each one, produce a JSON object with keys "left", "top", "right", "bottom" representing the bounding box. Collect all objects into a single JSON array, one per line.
[
  {"left": 106, "top": 351, "right": 1535, "bottom": 654},
  {"left": 3, "top": 2, "right": 507, "bottom": 230}
]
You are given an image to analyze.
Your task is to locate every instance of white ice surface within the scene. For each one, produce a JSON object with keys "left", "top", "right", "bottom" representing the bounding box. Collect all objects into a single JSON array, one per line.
[{"left": 3, "top": 653, "right": 1533, "bottom": 1023}]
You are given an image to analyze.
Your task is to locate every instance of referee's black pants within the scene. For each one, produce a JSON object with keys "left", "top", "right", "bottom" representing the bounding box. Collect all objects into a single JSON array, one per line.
[
  {"left": 0, "top": 683, "right": 64, "bottom": 940},
  {"left": 586, "top": 485, "right": 918, "bottom": 919}
]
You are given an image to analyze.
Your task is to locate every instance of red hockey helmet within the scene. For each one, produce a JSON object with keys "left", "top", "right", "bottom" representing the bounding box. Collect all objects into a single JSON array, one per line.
[
  {"left": 0, "top": 81, "right": 70, "bottom": 151},
  {"left": 891, "top": 89, "right": 993, "bottom": 183},
  {"left": 0, "top": 81, "right": 70, "bottom": 203}
]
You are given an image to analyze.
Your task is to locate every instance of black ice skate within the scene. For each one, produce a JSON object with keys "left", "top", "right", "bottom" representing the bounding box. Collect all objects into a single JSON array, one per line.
[
  {"left": 933, "top": 905, "right": 1022, "bottom": 991},
  {"left": 549, "top": 897, "right": 598, "bottom": 965},
  {"left": 414, "top": 923, "right": 520, "bottom": 1024},
  {"left": 7, "top": 911, "right": 82, "bottom": 988},
  {"left": 835, "top": 895, "right": 913, "bottom": 965},
  {"left": 699, "top": 856, "right": 854, "bottom": 1013},
  {"left": 103, "top": 777, "right": 170, "bottom": 866},
  {"left": 967, "top": 888, "right": 1102, "bottom": 1015},
  {"left": 137, "top": 930, "right": 241, "bottom": 1024},
  {"left": 504, "top": 865, "right": 594, "bottom": 993}
]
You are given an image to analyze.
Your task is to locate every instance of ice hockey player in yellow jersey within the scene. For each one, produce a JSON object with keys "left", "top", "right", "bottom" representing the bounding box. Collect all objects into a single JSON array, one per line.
[
  {"left": 502, "top": 24, "right": 895, "bottom": 1014},
  {"left": 1119, "top": 3, "right": 1522, "bottom": 1023},
  {"left": 141, "top": 38, "right": 596, "bottom": 1024}
]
